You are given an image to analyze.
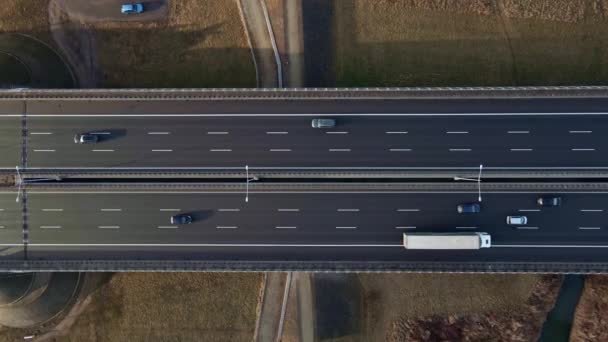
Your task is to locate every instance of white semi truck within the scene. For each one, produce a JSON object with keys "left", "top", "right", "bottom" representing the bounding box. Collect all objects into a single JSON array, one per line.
[{"left": 402, "top": 233, "right": 491, "bottom": 250}]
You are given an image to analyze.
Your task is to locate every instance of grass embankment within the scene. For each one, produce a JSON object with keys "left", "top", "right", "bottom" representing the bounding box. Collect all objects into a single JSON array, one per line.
[
  {"left": 570, "top": 275, "right": 608, "bottom": 342},
  {"left": 0, "top": 53, "right": 30, "bottom": 86},
  {"left": 61, "top": 273, "right": 262, "bottom": 342},
  {"left": 334, "top": 0, "right": 608, "bottom": 86},
  {"left": 0, "top": 0, "right": 52, "bottom": 44},
  {"left": 94, "top": 0, "right": 256, "bottom": 88}
]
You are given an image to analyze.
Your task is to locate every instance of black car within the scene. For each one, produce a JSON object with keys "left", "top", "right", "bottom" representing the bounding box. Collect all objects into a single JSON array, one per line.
[
  {"left": 457, "top": 203, "right": 481, "bottom": 214},
  {"left": 170, "top": 214, "right": 193, "bottom": 225},
  {"left": 537, "top": 196, "right": 562, "bottom": 207}
]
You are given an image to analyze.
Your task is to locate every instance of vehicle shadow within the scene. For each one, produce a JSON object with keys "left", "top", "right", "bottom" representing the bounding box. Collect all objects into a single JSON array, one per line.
[
  {"left": 89, "top": 128, "right": 127, "bottom": 143},
  {"left": 188, "top": 209, "right": 215, "bottom": 223},
  {"left": 141, "top": 1, "right": 165, "bottom": 12}
]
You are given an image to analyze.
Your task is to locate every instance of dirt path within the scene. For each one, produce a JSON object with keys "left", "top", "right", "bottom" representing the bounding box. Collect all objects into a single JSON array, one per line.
[
  {"left": 237, "top": 0, "right": 280, "bottom": 87},
  {"left": 48, "top": 0, "right": 100, "bottom": 87}
]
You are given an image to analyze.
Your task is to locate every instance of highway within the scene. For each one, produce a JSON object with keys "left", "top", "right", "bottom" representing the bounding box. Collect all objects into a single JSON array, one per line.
[
  {"left": 0, "top": 191, "right": 596, "bottom": 263},
  {"left": 17, "top": 114, "right": 608, "bottom": 168},
  {"left": 2, "top": 90, "right": 608, "bottom": 270}
]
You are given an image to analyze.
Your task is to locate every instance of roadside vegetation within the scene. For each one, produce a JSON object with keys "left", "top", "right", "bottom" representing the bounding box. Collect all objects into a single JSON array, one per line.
[
  {"left": 570, "top": 275, "right": 608, "bottom": 341},
  {"left": 58, "top": 272, "right": 261, "bottom": 342},
  {"left": 93, "top": 0, "right": 256, "bottom": 87},
  {"left": 0, "top": 0, "right": 52, "bottom": 44},
  {"left": 334, "top": 0, "right": 608, "bottom": 86}
]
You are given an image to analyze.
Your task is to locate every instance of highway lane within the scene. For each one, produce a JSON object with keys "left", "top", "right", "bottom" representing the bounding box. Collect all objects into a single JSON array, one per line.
[
  {"left": 23, "top": 114, "right": 608, "bottom": 168},
  {"left": 0, "top": 117, "right": 23, "bottom": 167},
  {"left": 0, "top": 194, "right": 26, "bottom": 244},
  {"left": 23, "top": 192, "right": 608, "bottom": 246}
]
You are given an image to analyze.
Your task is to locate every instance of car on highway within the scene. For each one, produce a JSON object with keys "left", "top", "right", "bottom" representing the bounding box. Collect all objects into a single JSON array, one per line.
[
  {"left": 506, "top": 216, "right": 527, "bottom": 225},
  {"left": 311, "top": 118, "right": 336, "bottom": 128},
  {"left": 537, "top": 195, "right": 562, "bottom": 207},
  {"left": 457, "top": 202, "right": 480, "bottom": 214},
  {"left": 73, "top": 133, "right": 99, "bottom": 144},
  {"left": 170, "top": 214, "right": 193, "bottom": 225},
  {"left": 121, "top": 3, "right": 144, "bottom": 14}
]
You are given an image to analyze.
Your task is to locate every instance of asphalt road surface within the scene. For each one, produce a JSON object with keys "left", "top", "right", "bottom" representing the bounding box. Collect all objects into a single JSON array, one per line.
[
  {"left": 24, "top": 191, "right": 608, "bottom": 245},
  {"left": 19, "top": 114, "right": 608, "bottom": 168},
  {"left": 10, "top": 191, "right": 608, "bottom": 262}
]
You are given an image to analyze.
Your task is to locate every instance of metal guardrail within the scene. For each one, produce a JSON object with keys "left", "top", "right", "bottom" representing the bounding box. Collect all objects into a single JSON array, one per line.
[
  {"left": 1, "top": 86, "right": 608, "bottom": 100},
  {"left": 1, "top": 260, "right": 607, "bottom": 273}
]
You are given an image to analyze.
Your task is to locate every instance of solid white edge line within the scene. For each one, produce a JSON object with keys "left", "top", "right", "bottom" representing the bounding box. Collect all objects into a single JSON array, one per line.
[
  {"left": 22, "top": 112, "right": 608, "bottom": 117},
  {"left": 6, "top": 243, "right": 608, "bottom": 248}
]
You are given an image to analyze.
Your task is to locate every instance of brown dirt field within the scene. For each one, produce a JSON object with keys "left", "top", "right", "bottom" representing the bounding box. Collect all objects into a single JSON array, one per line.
[
  {"left": 0, "top": 0, "right": 52, "bottom": 43},
  {"left": 60, "top": 272, "right": 263, "bottom": 342},
  {"left": 385, "top": 274, "right": 563, "bottom": 342},
  {"left": 355, "top": 273, "right": 548, "bottom": 342},
  {"left": 334, "top": 0, "right": 608, "bottom": 86},
  {"left": 0, "top": 175, "right": 15, "bottom": 187},
  {"left": 28, "top": 272, "right": 263, "bottom": 342},
  {"left": 92, "top": 0, "right": 256, "bottom": 88},
  {"left": 570, "top": 275, "right": 608, "bottom": 342}
]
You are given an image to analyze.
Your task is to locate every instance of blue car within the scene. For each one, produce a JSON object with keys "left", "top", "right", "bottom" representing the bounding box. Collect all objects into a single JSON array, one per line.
[{"left": 121, "top": 3, "right": 144, "bottom": 14}]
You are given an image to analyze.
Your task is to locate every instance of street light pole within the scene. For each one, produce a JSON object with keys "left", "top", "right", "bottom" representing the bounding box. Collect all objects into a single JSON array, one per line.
[{"left": 454, "top": 164, "right": 483, "bottom": 202}]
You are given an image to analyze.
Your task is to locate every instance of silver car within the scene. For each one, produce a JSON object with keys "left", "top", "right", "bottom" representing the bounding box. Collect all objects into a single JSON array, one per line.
[
  {"left": 73, "top": 133, "right": 99, "bottom": 144},
  {"left": 506, "top": 216, "right": 528, "bottom": 225},
  {"left": 311, "top": 118, "right": 336, "bottom": 128}
]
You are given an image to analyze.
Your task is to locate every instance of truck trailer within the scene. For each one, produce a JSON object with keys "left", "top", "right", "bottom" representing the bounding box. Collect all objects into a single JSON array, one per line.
[{"left": 402, "top": 233, "right": 491, "bottom": 250}]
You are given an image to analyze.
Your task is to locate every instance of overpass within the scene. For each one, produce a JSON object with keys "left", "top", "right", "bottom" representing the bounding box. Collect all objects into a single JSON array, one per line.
[{"left": 2, "top": 87, "right": 608, "bottom": 272}]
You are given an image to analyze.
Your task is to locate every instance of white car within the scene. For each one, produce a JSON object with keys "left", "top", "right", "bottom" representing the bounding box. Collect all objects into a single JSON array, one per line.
[{"left": 506, "top": 216, "right": 528, "bottom": 225}]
